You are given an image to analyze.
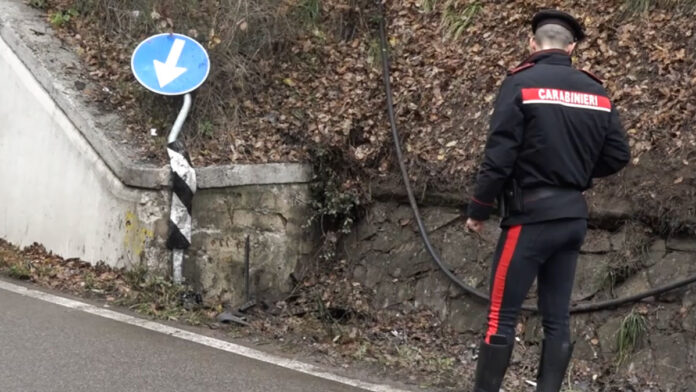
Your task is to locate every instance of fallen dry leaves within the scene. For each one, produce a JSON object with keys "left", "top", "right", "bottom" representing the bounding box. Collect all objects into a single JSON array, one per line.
[{"left": 36, "top": 0, "right": 696, "bottom": 222}]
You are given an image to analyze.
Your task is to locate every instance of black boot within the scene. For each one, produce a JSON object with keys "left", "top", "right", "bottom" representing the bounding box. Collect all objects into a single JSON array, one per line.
[
  {"left": 472, "top": 335, "right": 514, "bottom": 392},
  {"left": 536, "top": 339, "right": 574, "bottom": 392}
]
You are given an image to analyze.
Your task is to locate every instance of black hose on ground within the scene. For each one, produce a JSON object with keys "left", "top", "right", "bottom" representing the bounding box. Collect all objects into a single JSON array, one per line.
[{"left": 376, "top": 6, "right": 696, "bottom": 314}]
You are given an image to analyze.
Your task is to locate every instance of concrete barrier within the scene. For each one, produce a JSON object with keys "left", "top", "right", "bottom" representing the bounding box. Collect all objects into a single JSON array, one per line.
[{"left": 0, "top": 0, "right": 315, "bottom": 304}]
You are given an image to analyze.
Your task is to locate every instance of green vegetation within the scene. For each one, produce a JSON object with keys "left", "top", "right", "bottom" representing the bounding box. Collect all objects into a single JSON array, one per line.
[
  {"left": 8, "top": 263, "right": 31, "bottom": 280},
  {"left": 49, "top": 8, "right": 78, "bottom": 27},
  {"left": 418, "top": 0, "right": 483, "bottom": 39},
  {"left": 421, "top": 0, "right": 438, "bottom": 13},
  {"left": 616, "top": 308, "right": 648, "bottom": 365},
  {"left": 307, "top": 147, "right": 361, "bottom": 261},
  {"left": 27, "top": 0, "right": 48, "bottom": 9},
  {"left": 441, "top": 1, "right": 481, "bottom": 40},
  {"left": 297, "top": 0, "right": 322, "bottom": 26}
]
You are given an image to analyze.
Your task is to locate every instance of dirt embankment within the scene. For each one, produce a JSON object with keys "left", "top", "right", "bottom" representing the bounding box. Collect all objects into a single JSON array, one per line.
[{"left": 36, "top": 0, "right": 696, "bottom": 228}]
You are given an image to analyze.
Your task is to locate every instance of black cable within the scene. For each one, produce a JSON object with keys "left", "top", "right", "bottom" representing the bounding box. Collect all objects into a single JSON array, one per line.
[{"left": 376, "top": 5, "right": 696, "bottom": 314}]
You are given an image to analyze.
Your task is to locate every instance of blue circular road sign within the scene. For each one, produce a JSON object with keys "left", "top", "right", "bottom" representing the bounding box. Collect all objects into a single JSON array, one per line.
[{"left": 131, "top": 33, "right": 210, "bottom": 96}]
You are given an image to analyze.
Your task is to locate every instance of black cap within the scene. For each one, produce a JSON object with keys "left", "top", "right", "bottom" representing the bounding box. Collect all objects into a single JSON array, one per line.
[{"left": 532, "top": 10, "right": 585, "bottom": 42}]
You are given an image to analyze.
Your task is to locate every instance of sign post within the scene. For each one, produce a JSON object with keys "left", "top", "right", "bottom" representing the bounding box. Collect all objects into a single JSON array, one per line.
[{"left": 131, "top": 33, "right": 210, "bottom": 284}]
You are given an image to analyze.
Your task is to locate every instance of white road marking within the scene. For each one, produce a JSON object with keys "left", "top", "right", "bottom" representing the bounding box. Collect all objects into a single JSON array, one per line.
[{"left": 0, "top": 279, "right": 412, "bottom": 392}]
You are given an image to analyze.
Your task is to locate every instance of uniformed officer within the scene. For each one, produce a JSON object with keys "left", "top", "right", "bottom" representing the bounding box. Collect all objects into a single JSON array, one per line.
[{"left": 465, "top": 10, "right": 631, "bottom": 392}]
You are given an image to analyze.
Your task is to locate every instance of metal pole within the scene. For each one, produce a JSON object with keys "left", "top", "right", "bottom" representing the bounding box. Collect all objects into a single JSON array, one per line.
[
  {"left": 168, "top": 93, "right": 192, "bottom": 143},
  {"left": 168, "top": 93, "right": 194, "bottom": 284},
  {"left": 244, "top": 236, "right": 250, "bottom": 301},
  {"left": 172, "top": 249, "right": 184, "bottom": 284}
]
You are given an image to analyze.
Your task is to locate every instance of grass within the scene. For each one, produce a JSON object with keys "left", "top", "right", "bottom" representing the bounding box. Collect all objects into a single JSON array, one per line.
[
  {"left": 8, "top": 263, "right": 31, "bottom": 280},
  {"left": 562, "top": 361, "right": 582, "bottom": 392},
  {"left": 417, "top": 0, "right": 482, "bottom": 39},
  {"left": 441, "top": 1, "right": 481, "bottom": 40},
  {"left": 616, "top": 308, "right": 648, "bottom": 365},
  {"left": 297, "top": 0, "right": 321, "bottom": 27},
  {"left": 421, "top": 0, "right": 439, "bottom": 13}
]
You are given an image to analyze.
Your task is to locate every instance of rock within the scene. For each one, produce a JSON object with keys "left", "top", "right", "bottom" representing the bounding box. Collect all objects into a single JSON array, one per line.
[
  {"left": 370, "top": 202, "right": 396, "bottom": 224},
  {"left": 581, "top": 230, "right": 612, "bottom": 254},
  {"left": 641, "top": 239, "right": 666, "bottom": 268},
  {"left": 682, "top": 289, "right": 696, "bottom": 308},
  {"left": 655, "top": 306, "right": 678, "bottom": 330},
  {"left": 374, "top": 280, "right": 415, "bottom": 309},
  {"left": 666, "top": 237, "right": 696, "bottom": 252},
  {"left": 571, "top": 316, "right": 600, "bottom": 360},
  {"left": 597, "top": 315, "right": 623, "bottom": 356},
  {"left": 437, "top": 226, "right": 481, "bottom": 271},
  {"left": 647, "top": 252, "right": 696, "bottom": 301},
  {"left": 684, "top": 310, "right": 696, "bottom": 334},
  {"left": 609, "top": 228, "right": 627, "bottom": 251},
  {"left": 617, "top": 348, "right": 654, "bottom": 380},
  {"left": 371, "top": 228, "right": 404, "bottom": 253},
  {"left": 353, "top": 217, "right": 379, "bottom": 241},
  {"left": 352, "top": 264, "right": 367, "bottom": 283},
  {"left": 421, "top": 207, "right": 462, "bottom": 233},
  {"left": 572, "top": 254, "right": 610, "bottom": 301},
  {"left": 613, "top": 271, "right": 651, "bottom": 299},
  {"left": 681, "top": 290, "right": 696, "bottom": 333},
  {"left": 522, "top": 315, "right": 542, "bottom": 344},
  {"left": 389, "top": 243, "right": 433, "bottom": 279},
  {"left": 414, "top": 271, "right": 451, "bottom": 320},
  {"left": 586, "top": 195, "right": 633, "bottom": 219},
  {"left": 447, "top": 297, "right": 488, "bottom": 334},
  {"left": 651, "top": 333, "right": 690, "bottom": 388},
  {"left": 352, "top": 257, "right": 387, "bottom": 290}
]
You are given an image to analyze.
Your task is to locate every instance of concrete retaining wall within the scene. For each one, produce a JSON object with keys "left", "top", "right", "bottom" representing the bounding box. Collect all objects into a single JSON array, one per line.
[
  {"left": 0, "top": 0, "right": 315, "bottom": 305},
  {"left": 0, "top": 29, "right": 169, "bottom": 269}
]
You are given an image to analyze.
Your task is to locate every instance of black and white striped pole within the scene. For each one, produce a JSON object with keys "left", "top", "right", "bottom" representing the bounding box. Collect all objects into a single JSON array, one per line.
[
  {"left": 166, "top": 94, "right": 195, "bottom": 284},
  {"left": 131, "top": 33, "right": 210, "bottom": 284}
]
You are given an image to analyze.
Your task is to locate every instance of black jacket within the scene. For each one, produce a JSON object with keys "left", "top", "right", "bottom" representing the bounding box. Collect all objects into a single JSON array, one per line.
[{"left": 467, "top": 50, "right": 630, "bottom": 225}]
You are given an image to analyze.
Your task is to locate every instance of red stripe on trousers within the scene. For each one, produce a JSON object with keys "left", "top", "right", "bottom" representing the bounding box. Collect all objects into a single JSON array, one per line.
[{"left": 485, "top": 225, "right": 522, "bottom": 344}]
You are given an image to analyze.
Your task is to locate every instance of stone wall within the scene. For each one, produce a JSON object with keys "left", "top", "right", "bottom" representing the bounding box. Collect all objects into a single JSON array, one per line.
[
  {"left": 185, "top": 184, "right": 316, "bottom": 306},
  {"left": 343, "top": 201, "right": 696, "bottom": 389}
]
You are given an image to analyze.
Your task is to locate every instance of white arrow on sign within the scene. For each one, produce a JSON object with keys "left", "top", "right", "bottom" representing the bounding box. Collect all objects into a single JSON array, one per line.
[{"left": 153, "top": 38, "right": 188, "bottom": 88}]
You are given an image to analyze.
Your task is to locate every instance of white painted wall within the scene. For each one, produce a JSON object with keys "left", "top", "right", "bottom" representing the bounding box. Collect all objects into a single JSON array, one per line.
[{"left": 0, "top": 36, "right": 167, "bottom": 268}]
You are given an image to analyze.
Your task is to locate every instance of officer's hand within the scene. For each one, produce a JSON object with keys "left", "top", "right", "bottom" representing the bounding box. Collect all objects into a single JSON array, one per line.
[{"left": 466, "top": 218, "right": 484, "bottom": 234}]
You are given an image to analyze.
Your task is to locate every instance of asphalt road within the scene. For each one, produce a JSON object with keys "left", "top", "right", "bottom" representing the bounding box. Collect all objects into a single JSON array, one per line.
[{"left": 0, "top": 283, "right": 372, "bottom": 392}]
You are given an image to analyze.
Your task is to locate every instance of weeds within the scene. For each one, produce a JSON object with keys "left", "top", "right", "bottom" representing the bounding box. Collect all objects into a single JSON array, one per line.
[
  {"left": 421, "top": 0, "right": 439, "bottom": 13},
  {"left": 616, "top": 308, "right": 648, "bottom": 365},
  {"left": 562, "top": 361, "right": 582, "bottom": 392},
  {"left": 441, "top": 0, "right": 481, "bottom": 40},
  {"left": 297, "top": 0, "right": 321, "bottom": 27},
  {"left": 8, "top": 263, "right": 31, "bottom": 280},
  {"left": 49, "top": 8, "right": 79, "bottom": 28},
  {"left": 306, "top": 147, "right": 361, "bottom": 261},
  {"left": 28, "top": 0, "right": 48, "bottom": 9}
]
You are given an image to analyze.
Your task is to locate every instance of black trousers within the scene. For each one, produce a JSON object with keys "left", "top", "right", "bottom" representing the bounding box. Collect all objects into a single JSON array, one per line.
[{"left": 484, "top": 218, "right": 587, "bottom": 344}]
